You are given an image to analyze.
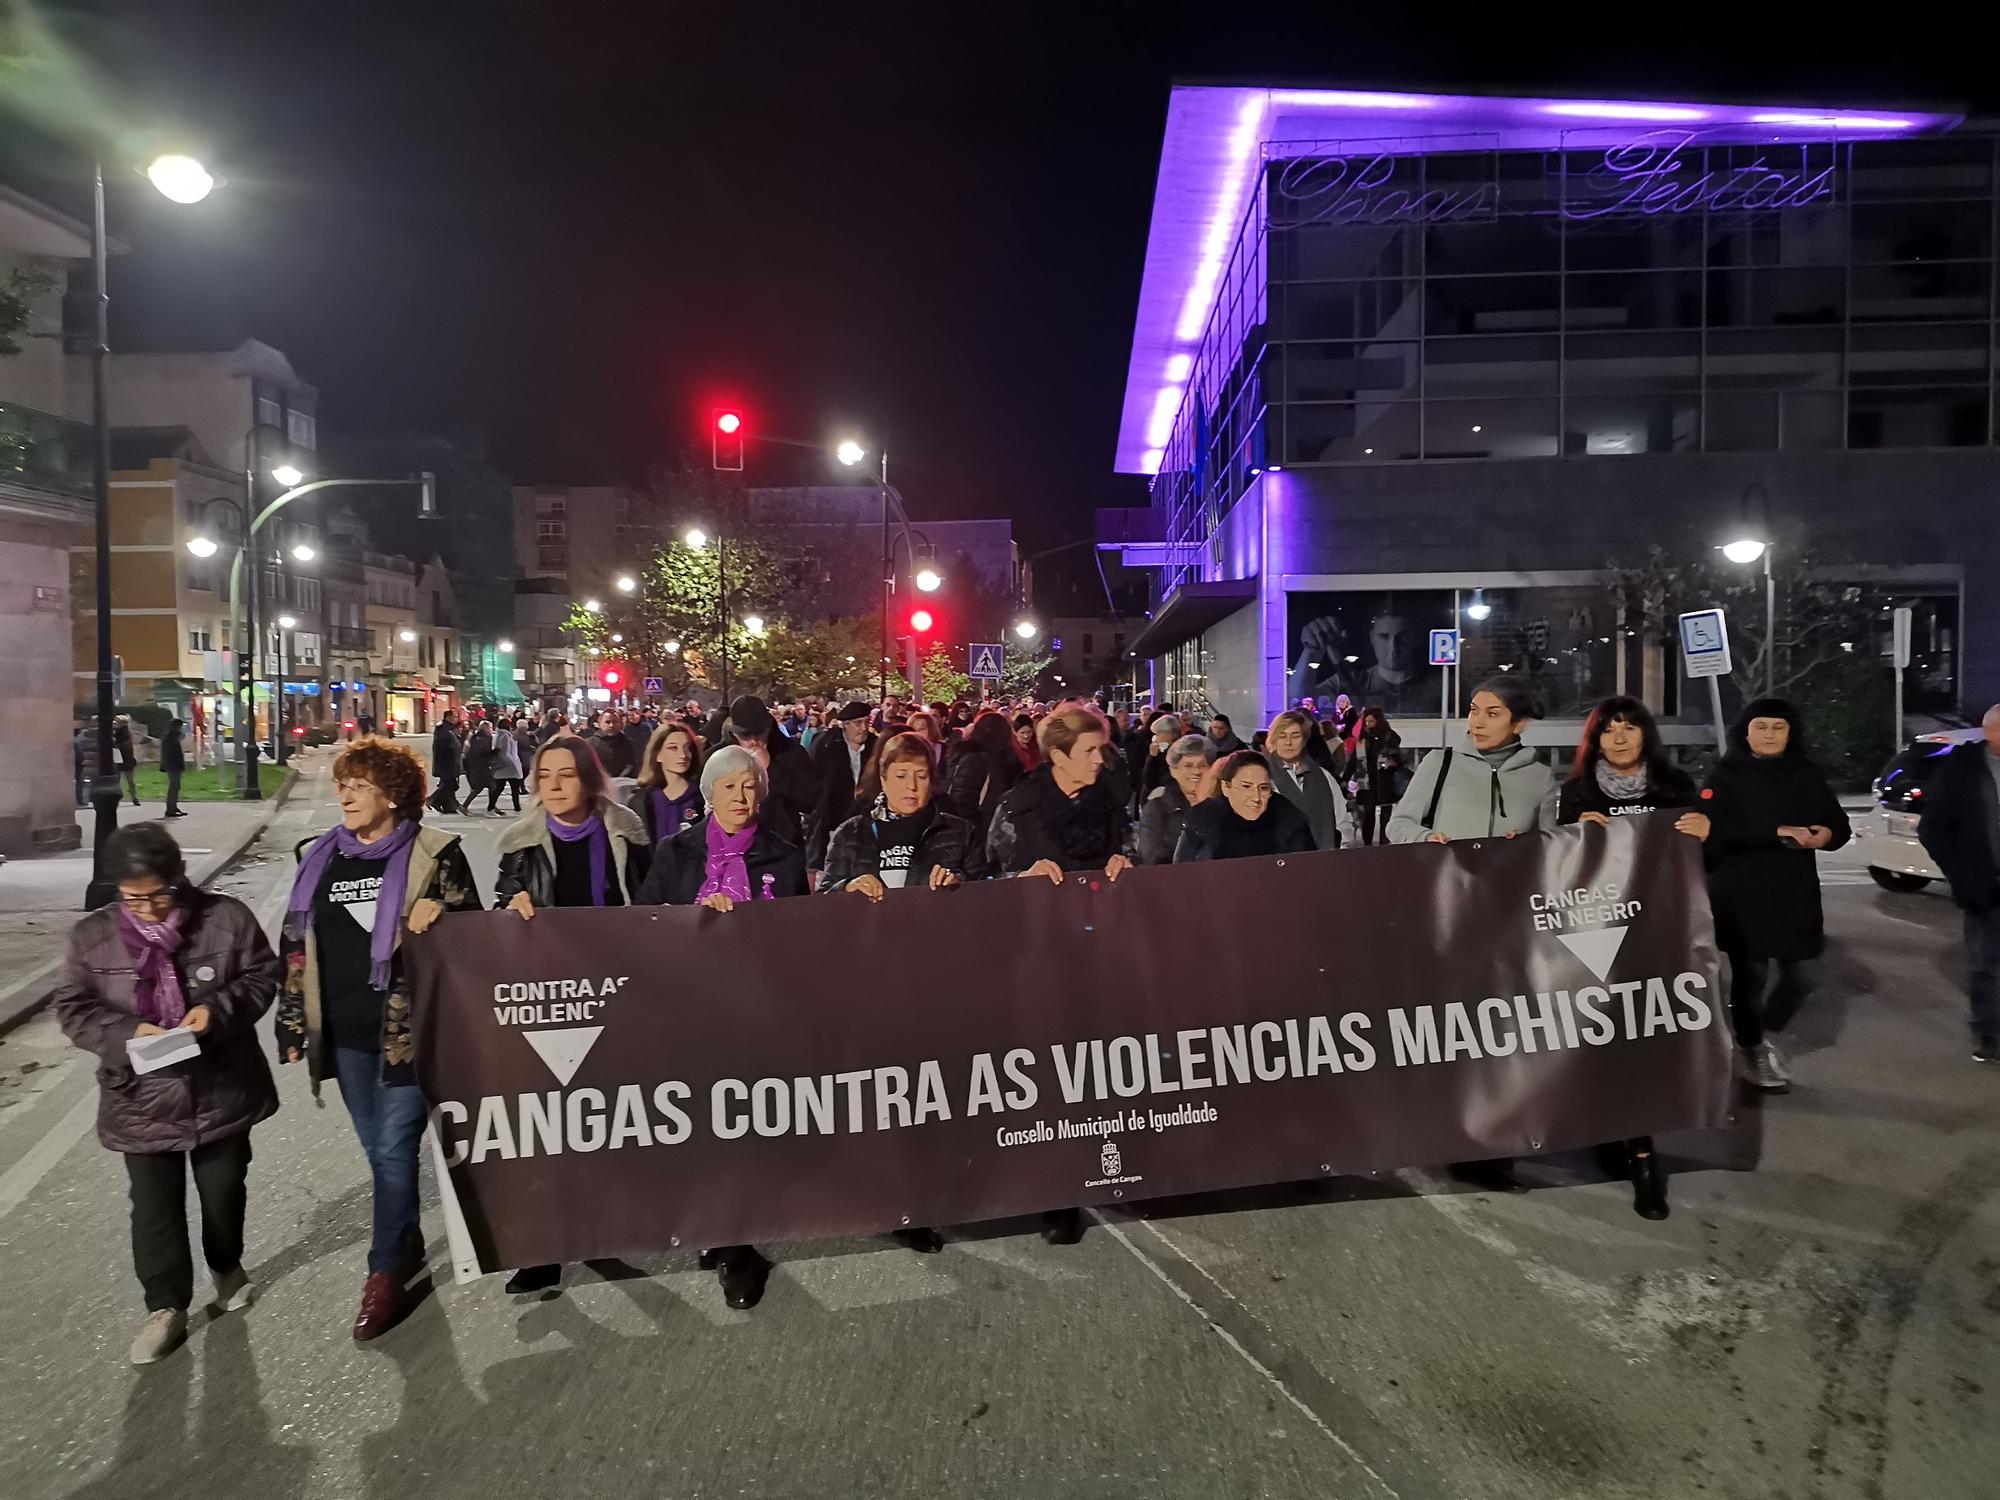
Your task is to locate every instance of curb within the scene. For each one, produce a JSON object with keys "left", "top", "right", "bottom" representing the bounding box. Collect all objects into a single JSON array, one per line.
[{"left": 0, "top": 766, "right": 303, "bottom": 1040}]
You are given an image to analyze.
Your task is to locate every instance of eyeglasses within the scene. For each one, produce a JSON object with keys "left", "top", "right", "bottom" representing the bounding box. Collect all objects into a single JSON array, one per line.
[{"left": 117, "top": 886, "right": 179, "bottom": 909}]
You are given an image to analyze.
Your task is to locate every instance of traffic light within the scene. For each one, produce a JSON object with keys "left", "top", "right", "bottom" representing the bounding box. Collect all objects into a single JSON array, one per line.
[
  {"left": 711, "top": 407, "right": 745, "bottom": 471},
  {"left": 908, "top": 607, "right": 934, "bottom": 635},
  {"left": 601, "top": 661, "right": 626, "bottom": 691}
]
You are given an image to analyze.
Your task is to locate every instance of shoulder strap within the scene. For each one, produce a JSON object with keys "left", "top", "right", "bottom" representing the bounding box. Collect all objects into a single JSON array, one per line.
[{"left": 1422, "top": 748, "right": 1454, "bottom": 829}]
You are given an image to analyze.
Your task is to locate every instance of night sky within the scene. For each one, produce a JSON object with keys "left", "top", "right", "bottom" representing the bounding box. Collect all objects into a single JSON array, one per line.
[{"left": 4, "top": 4, "right": 1986, "bottom": 595}]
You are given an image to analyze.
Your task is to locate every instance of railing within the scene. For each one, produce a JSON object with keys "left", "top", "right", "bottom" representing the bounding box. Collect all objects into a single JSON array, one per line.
[
  {"left": 0, "top": 401, "right": 92, "bottom": 500},
  {"left": 329, "top": 625, "right": 375, "bottom": 651}
]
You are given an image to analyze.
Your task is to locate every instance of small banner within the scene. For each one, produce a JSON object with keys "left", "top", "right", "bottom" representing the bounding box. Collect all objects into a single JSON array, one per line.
[{"left": 409, "top": 812, "right": 1731, "bottom": 1275}]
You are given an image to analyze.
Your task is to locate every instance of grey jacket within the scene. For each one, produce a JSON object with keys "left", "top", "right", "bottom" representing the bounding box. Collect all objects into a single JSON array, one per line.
[
  {"left": 1386, "top": 739, "right": 1556, "bottom": 844},
  {"left": 1268, "top": 756, "right": 1359, "bottom": 850}
]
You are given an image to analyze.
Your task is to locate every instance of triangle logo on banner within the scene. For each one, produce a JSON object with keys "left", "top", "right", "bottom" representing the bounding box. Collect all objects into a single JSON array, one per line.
[
  {"left": 1557, "top": 927, "right": 1629, "bottom": 982},
  {"left": 522, "top": 1026, "right": 605, "bottom": 1086}
]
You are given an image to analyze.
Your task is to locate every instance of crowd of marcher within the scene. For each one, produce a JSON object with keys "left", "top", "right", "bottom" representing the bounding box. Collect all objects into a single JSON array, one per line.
[{"left": 51, "top": 676, "right": 2000, "bottom": 1367}]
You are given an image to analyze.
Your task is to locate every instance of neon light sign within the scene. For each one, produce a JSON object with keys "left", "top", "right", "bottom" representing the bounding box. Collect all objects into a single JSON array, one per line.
[
  {"left": 1274, "top": 153, "right": 1498, "bottom": 227},
  {"left": 1560, "top": 131, "right": 1836, "bottom": 220}
]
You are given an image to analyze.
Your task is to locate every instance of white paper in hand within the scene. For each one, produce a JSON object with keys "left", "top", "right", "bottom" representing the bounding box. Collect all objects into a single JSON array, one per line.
[{"left": 126, "top": 1028, "right": 202, "bottom": 1075}]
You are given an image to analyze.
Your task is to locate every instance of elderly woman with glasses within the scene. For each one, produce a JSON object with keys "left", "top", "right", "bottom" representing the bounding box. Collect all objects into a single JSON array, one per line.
[
  {"left": 52, "top": 823, "right": 281, "bottom": 1367},
  {"left": 635, "top": 744, "right": 808, "bottom": 1308}
]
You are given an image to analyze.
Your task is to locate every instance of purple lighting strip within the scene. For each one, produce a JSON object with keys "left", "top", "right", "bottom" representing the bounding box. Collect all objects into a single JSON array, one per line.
[{"left": 1116, "top": 86, "right": 1962, "bottom": 474}]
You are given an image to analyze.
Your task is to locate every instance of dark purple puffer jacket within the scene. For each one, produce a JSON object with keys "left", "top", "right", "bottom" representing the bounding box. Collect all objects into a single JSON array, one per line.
[{"left": 51, "top": 890, "right": 281, "bottom": 1154}]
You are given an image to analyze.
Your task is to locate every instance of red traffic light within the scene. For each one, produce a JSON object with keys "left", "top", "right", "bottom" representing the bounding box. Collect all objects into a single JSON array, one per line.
[
  {"left": 909, "top": 608, "right": 934, "bottom": 634},
  {"left": 716, "top": 410, "right": 742, "bottom": 435},
  {"left": 602, "top": 663, "right": 625, "bottom": 689},
  {"left": 711, "top": 406, "right": 745, "bottom": 470}
]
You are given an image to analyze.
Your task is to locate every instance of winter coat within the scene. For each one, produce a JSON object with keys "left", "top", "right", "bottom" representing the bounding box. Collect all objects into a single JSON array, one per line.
[
  {"left": 1918, "top": 741, "right": 2000, "bottom": 911},
  {"left": 737, "top": 730, "right": 818, "bottom": 850},
  {"left": 1136, "top": 780, "right": 1195, "bottom": 866},
  {"left": 1348, "top": 731, "right": 1406, "bottom": 805},
  {"left": 986, "top": 764, "right": 1132, "bottom": 874},
  {"left": 1268, "top": 756, "right": 1360, "bottom": 850},
  {"left": 1173, "top": 795, "right": 1317, "bottom": 862},
  {"left": 1209, "top": 731, "right": 1247, "bottom": 756},
  {"left": 159, "top": 729, "right": 186, "bottom": 775},
  {"left": 586, "top": 730, "right": 637, "bottom": 779},
  {"left": 940, "top": 741, "right": 1019, "bottom": 849},
  {"left": 1702, "top": 751, "right": 1851, "bottom": 959},
  {"left": 634, "top": 816, "right": 810, "bottom": 906},
  {"left": 807, "top": 730, "right": 876, "bottom": 869},
  {"left": 1555, "top": 764, "right": 1699, "bottom": 824},
  {"left": 491, "top": 728, "right": 524, "bottom": 782},
  {"left": 493, "top": 799, "right": 651, "bottom": 909},
  {"left": 463, "top": 733, "right": 497, "bottom": 788},
  {"left": 1387, "top": 741, "right": 1555, "bottom": 844},
  {"left": 623, "top": 780, "right": 706, "bottom": 843},
  {"left": 52, "top": 890, "right": 280, "bottom": 1155},
  {"left": 819, "top": 805, "right": 979, "bottom": 893},
  {"left": 275, "top": 823, "right": 482, "bottom": 1090},
  {"left": 431, "top": 723, "right": 462, "bottom": 777}
]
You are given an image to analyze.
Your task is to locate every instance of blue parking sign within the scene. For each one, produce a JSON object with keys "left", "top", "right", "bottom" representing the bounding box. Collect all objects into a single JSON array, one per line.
[{"left": 1428, "top": 629, "right": 1459, "bottom": 667}]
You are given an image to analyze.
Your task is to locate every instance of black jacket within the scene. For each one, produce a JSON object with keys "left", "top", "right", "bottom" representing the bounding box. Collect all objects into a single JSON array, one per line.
[
  {"left": 1555, "top": 763, "right": 1698, "bottom": 824},
  {"left": 986, "top": 764, "right": 1132, "bottom": 874},
  {"left": 1136, "top": 780, "right": 1193, "bottom": 866},
  {"left": 727, "top": 731, "right": 818, "bottom": 849},
  {"left": 1918, "top": 741, "right": 2000, "bottom": 911},
  {"left": 819, "top": 806, "right": 979, "bottom": 892},
  {"left": 623, "top": 781, "right": 706, "bottom": 843},
  {"left": 431, "top": 723, "right": 462, "bottom": 777},
  {"left": 463, "top": 733, "right": 497, "bottom": 787},
  {"left": 1702, "top": 752, "right": 1851, "bottom": 960},
  {"left": 635, "top": 817, "right": 810, "bottom": 906},
  {"left": 586, "top": 730, "right": 637, "bottom": 779},
  {"left": 1173, "top": 795, "right": 1316, "bottom": 862},
  {"left": 807, "top": 730, "right": 876, "bottom": 868},
  {"left": 940, "top": 741, "right": 1019, "bottom": 848},
  {"left": 493, "top": 801, "right": 652, "bottom": 909},
  {"left": 159, "top": 729, "right": 186, "bottom": 774}
]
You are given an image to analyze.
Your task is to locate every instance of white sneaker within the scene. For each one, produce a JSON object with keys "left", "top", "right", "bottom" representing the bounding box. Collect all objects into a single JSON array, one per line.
[
  {"left": 211, "top": 1267, "right": 255, "bottom": 1313},
  {"left": 1751, "top": 1040, "right": 1791, "bottom": 1092},
  {"left": 130, "top": 1308, "right": 187, "bottom": 1365}
]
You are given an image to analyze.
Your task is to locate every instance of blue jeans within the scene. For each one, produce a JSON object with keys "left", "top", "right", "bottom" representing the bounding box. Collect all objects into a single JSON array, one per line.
[
  {"left": 332, "top": 1046, "right": 427, "bottom": 1274},
  {"left": 1965, "top": 908, "right": 2000, "bottom": 1043}
]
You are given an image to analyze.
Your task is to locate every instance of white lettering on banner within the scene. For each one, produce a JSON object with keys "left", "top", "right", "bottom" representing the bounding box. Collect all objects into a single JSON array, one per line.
[{"left": 1387, "top": 973, "right": 1713, "bottom": 1067}]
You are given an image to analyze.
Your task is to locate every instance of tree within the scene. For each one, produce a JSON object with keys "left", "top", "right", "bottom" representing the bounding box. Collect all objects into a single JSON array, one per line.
[
  {"left": 0, "top": 265, "right": 53, "bottom": 356},
  {"left": 920, "top": 643, "right": 972, "bottom": 705},
  {"left": 997, "top": 645, "right": 1057, "bottom": 700}
]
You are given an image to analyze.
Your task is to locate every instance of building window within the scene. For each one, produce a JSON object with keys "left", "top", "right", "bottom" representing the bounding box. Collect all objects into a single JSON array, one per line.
[
  {"left": 256, "top": 395, "right": 281, "bottom": 428},
  {"left": 188, "top": 627, "right": 212, "bottom": 652},
  {"left": 297, "top": 578, "right": 321, "bottom": 612},
  {"left": 286, "top": 409, "right": 317, "bottom": 450},
  {"left": 1082, "top": 633, "right": 1095, "bottom": 657},
  {"left": 535, "top": 493, "right": 566, "bottom": 517}
]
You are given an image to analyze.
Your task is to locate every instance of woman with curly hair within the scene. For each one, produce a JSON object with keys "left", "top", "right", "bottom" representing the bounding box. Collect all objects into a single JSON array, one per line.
[{"left": 276, "top": 736, "right": 482, "bottom": 1343}]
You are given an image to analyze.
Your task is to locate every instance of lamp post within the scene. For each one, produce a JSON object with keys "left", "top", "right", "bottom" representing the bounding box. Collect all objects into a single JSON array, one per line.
[
  {"left": 85, "top": 153, "right": 215, "bottom": 910},
  {"left": 276, "top": 614, "right": 296, "bottom": 754},
  {"left": 1720, "top": 537, "right": 1776, "bottom": 694},
  {"left": 837, "top": 441, "right": 939, "bottom": 703}
]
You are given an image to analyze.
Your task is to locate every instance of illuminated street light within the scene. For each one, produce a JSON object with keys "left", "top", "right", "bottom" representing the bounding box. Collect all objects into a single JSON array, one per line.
[
  {"left": 914, "top": 566, "right": 943, "bottom": 593},
  {"left": 498, "top": 639, "right": 514, "bottom": 652},
  {"left": 270, "top": 464, "right": 306, "bottom": 488},
  {"left": 1465, "top": 588, "right": 1493, "bottom": 622},
  {"left": 144, "top": 154, "right": 214, "bottom": 204},
  {"left": 683, "top": 528, "right": 708, "bottom": 550},
  {"left": 277, "top": 614, "right": 297, "bottom": 630},
  {"left": 1013, "top": 619, "right": 1039, "bottom": 640},
  {"left": 835, "top": 440, "right": 867, "bottom": 467},
  {"left": 185, "top": 534, "right": 219, "bottom": 558},
  {"left": 584, "top": 598, "right": 603, "bottom": 613},
  {"left": 398, "top": 628, "right": 417, "bottom": 643},
  {"left": 615, "top": 574, "right": 636, "bottom": 593},
  {"left": 664, "top": 639, "right": 682, "bottom": 655},
  {"left": 290, "top": 541, "right": 315, "bottom": 562},
  {"left": 610, "top": 632, "right": 623, "bottom": 644},
  {"left": 743, "top": 615, "right": 766, "bottom": 638},
  {"left": 1720, "top": 537, "right": 1768, "bottom": 565}
]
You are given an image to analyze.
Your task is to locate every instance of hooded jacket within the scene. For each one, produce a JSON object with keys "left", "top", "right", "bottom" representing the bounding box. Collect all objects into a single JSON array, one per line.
[
  {"left": 53, "top": 890, "right": 280, "bottom": 1155},
  {"left": 493, "top": 798, "right": 651, "bottom": 909},
  {"left": 1387, "top": 739, "right": 1555, "bottom": 843}
]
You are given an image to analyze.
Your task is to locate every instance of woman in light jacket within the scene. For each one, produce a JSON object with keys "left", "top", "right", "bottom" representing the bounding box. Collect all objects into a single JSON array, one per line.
[{"left": 484, "top": 715, "right": 525, "bottom": 814}]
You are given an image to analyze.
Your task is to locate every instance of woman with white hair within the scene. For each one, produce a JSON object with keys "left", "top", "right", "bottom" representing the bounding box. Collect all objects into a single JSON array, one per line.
[
  {"left": 1136, "top": 733, "right": 1215, "bottom": 864},
  {"left": 633, "top": 743, "right": 806, "bottom": 1310}
]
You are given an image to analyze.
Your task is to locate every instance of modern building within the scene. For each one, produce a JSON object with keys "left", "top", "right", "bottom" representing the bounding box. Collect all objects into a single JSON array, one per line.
[{"left": 1108, "top": 88, "right": 1999, "bottom": 742}]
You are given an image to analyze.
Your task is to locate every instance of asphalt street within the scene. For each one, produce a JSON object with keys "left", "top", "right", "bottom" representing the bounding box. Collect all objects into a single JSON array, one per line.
[{"left": 1, "top": 755, "right": 1995, "bottom": 1500}]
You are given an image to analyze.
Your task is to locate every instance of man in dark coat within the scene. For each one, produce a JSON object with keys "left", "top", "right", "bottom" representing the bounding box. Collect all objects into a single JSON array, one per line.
[
  {"left": 586, "top": 708, "right": 638, "bottom": 778},
  {"left": 806, "top": 701, "right": 876, "bottom": 869},
  {"left": 723, "top": 695, "right": 817, "bottom": 849},
  {"left": 429, "top": 709, "right": 463, "bottom": 813},
  {"left": 160, "top": 717, "right": 188, "bottom": 817},
  {"left": 1917, "top": 706, "right": 2000, "bottom": 1061}
]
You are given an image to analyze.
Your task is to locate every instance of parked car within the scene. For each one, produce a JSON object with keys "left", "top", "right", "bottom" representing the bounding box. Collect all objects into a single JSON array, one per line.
[{"left": 1856, "top": 728, "right": 1985, "bottom": 892}]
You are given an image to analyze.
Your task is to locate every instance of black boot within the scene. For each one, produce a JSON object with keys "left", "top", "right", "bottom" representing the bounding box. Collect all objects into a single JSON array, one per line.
[
  {"left": 1630, "top": 1150, "right": 1669, "bottom": 1221},
  {"left": 1041, "top": 1207, "right": 1085, "bottom": 1245},
  {"left": 712, "top": 1246, "right": 770, "bottom": 1309},
  {"left": 1448, "top": 1158, "right": 1527, "bottom": 1194},
  {"left": 893, "top": 1226, "right": 944, "bottom": 1254},
  {"left": 505, "top": 1263, "right": 562, "bottom": 1294}
]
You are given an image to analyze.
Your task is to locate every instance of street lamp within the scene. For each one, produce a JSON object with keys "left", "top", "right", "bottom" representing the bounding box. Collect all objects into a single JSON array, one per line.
[
  {"left": 615, "top": 574, "right": 636, "bottom": 593},
  {"left": 837, "top": 437, "right": 928, "bottom": 702},
  {"left": 270, "top": 463, "right": 306, "bottom": 489},
  {"left": 1719, "top": 536, "right": 1777, "bottom": 693},
  {"left": 144, "top": 154, "right": 215, "bottom": 204},
  {"left": 743, "top": 615, "right": 766, "bottom": 638},
  {"left": 1465, "top": 588, "right": 1493, "bottom": 622},
  {"left": 185, "top": 533, "right": 219, "bottom": 558},
  {"left": 399, "top": 627, "right": 417, "bottom": 643},
  {"left": 664, "top": 639, "right": 682, "bottom": 655},
  {"left": 498, "top": 639, "right": 514, "bottom": 653},
  {"left": 584, "top": 598, "right": 602, "bottom": 614},
  {"left": 290, "top": 541, "right": 315, "bottom": 562},
  {"left": 835, "top": 439, "right": 867, "bottom": 467},
  {"left": 683, "top": 527, "right": 708, "bottom": 550},
  {"left": 914, "top": 566, "right": 943, "bottom": 594},
  {"left": 1014, "top": 619, "right": 1039, "bottom": 640}
]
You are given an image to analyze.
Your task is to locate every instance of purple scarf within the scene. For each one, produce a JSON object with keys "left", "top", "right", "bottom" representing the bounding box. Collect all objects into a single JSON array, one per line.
[
  {"left": 697, "top": 816, "right": 758, "bottom": 903},
  {"left": 548, "top": 811, "right": 611, "bottom": 906},
  {"left": 651, "top": 787, "right": 699, "bottom": 839},
  {"left": 287, "top": 819, "right": 420, "bottom": 991},
  {"left": 116, "top": 903, "right": 188, "bottom": 1028}
]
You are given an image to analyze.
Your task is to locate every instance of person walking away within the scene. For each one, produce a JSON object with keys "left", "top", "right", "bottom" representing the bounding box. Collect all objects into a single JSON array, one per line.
[
  {"left": 1174, "top": 751, "right": 1315, "bottom": 861},
  {"left": 722, "top": 695, "right": 818, "bottom": 850},
  {"left": 51, "top": 823, "right": 280, "bottom": 1365},
  {"left": 635, "top": 745, "right": 807, "bottom": 1308},
  {"left": 941, "top": 710, "right": 1025, "bottom": 853},
  {"left": 463, "top": 720, "right": 497, "bottom": 816},
  {"left": 158, "top": 717, "right": 188, "bottom": 817},
  {"left": 1347, "top": 707, "right": 1405, "bottom": 847},
  {"left": 587, "top": 708, "right": 638, "bottom": 779},
  {"left": 494, "top": 739, "right": 651, "bottom": 1293},
  {"left": 1555, "top": 696, "right": 1711, "bottom": 1219},
  {"left": 1702, "top": 698, "right": 1849, "bottom": 1093},
  {"left": 428, "top": 709, "right": 464, "bottom": 814},
  {"left": 486, "top": 714, "right": 525, "bottom": 813},
  {"left": 1917, "top": 704, "right": 2000, "bottom": 1063},
  {"left": 985, "top": 706, "right": 1133, "bottom": 1245},
  {"left": 1388, "top": 677, "right": 1555, "bottom": 1193},
  {"left": 115, "top": 715, "right": 140, "bottom": 805},
  {"left": 277, "top": 736, "right": 482, "bottom": 1341},
  {"left": 806, "top": 702, "right": 876, "bottom": 871},
  {"left": 1137, "top": 734, "right": 1216, "bottom": 864},
  {"left": 1266, "top": 709, "right": 1358, "bottom": 851},
  {"left": 627, "top": 720, "right": 706, "bottom": 842}
]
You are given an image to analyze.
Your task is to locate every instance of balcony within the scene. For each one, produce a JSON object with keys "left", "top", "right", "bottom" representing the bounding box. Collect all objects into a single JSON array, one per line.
[
  {"left": 0, "top": 401, "right": 91, "bottom": 501},
  {"left": 329, "top": 625, "right": 375, "bottom": 651}
]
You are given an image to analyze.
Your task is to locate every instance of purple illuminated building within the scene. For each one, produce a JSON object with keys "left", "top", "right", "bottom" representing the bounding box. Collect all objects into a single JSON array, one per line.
[{"left": 1104, "top": 87, "right": 1999, "bottom": 742}]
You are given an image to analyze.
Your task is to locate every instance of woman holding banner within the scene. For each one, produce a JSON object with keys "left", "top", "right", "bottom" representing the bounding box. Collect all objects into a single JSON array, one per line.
[
  {"left": 1556, "top": 696, "right": 1711, "bottom": 1220},
  {"left": 277, "top": 737, "right": 482, "bottom": 1342},
  {"left": 494, "top": 740, "right": 653, "bottom": 1294},
  {"left": 985, "top": 706, "right": 1132, "bottom": 1244},
  {"left": 1173, "top": 750, "right": 1316, "bottom": 861},
  {"left": 634, "top": 744, "right": 808, "bottom": 1307}
]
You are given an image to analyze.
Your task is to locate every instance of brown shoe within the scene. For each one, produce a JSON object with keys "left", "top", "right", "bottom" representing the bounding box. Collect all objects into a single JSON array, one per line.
[{"left": 352, "top": 1272, "right": 410, "bottom": 1342}]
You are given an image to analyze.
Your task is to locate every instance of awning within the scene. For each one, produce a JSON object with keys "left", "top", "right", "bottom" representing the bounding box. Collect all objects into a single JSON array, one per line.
[{"left": 1127, "top": 580, "right": 1258, "bottom": 660}]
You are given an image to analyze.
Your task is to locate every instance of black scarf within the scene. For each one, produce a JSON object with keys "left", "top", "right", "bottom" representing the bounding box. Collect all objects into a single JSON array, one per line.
[
  {"left": 1025, "top": 765, "right": 1121, "bottom": 867},
  {"left": 1213, "top": 804, "right": 1282, "bottom": 860}
]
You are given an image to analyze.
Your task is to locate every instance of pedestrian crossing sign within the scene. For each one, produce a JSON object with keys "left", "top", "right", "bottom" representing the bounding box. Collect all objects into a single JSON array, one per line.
[{"left": 968, "top": 642, "right": 1003, "bottom": 679}]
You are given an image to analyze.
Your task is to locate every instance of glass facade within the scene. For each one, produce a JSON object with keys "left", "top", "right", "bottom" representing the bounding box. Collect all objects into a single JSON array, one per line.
[{"left": 1151, "top": 132, "right": 2000, "bottom": 595}]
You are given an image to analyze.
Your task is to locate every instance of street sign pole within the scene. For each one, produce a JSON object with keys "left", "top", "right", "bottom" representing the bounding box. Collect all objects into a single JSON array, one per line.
[
  {"left": 1678, "top": 609, "right": 1733, "bottom": 754},
  {"left": 1891, "top": 604, "right": 1913, "bottom": 750},
  {"left": 1428, "top": 627, "right": 1459, "bottom": 750}
]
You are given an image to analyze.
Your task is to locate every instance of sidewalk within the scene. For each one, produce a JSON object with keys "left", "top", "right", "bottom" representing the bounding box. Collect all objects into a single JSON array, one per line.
[{"left": 0, "top": 752, "right": 317, "bottom": 1034}]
